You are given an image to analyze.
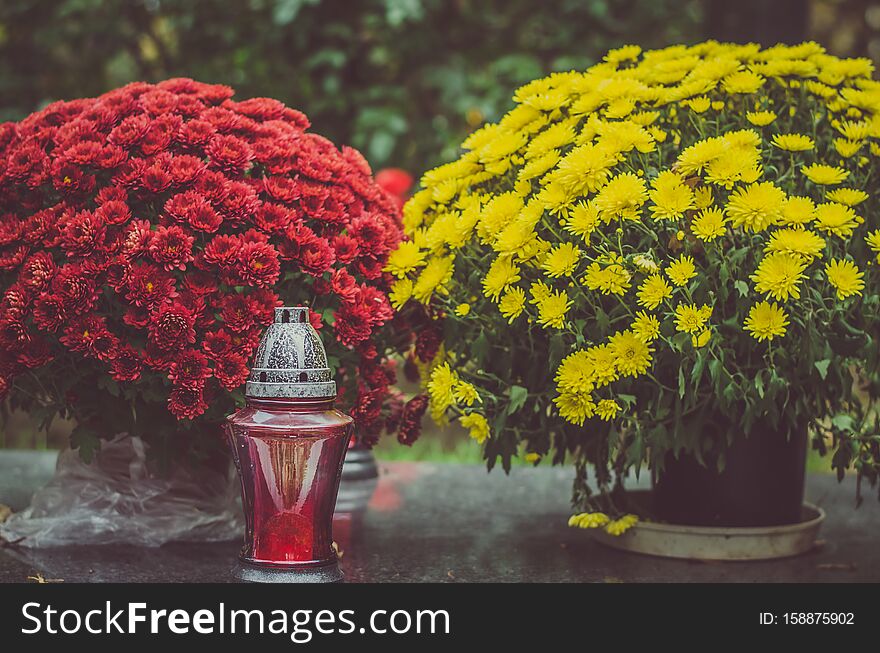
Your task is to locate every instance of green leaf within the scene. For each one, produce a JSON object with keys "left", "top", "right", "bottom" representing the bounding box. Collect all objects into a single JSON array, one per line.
[
  {"left": 471, "top": 331, "right": 489, "bottom": 366},
  {"left": 70, "top": 425, "right": 100, "bottom": 464},
  {"left": 814, "top": 359, "right": 831, "bottom": 379},
  {"left": 677, "top": 366, "right": 686, "bottom": 399},
  {"left": 734, "top": 280, "right": 750, "bottom": 298},
  {"left": 831, "top": 414, "right": 855, "bottom": 432},
  {"left": 507, "top": 385, "right": 528, "bottom": 415}
]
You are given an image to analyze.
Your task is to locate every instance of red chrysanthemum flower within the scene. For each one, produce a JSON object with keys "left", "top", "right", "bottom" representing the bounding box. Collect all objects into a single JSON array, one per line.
[
  {"left": 125, "top": 262, "right": 177, "bottom": 308},
  {"left": 213, "top": 351, "right": 249, "bottom": 391},
  {"left": 148, "top": 301, "right": 196, "bottom": 351},
  {"left": 149, "top": 224, "right": 194, "bottom": 271},
  {"left": 334, "top": 301, "right": 373, "bottom": 347},
  {"left": 19, "top": 252, "right": 56, "bottom": 292},
  {"left": 168, "top": 349, "right": 210, "bottom": 389},
  {"left": 263, "top": 175, "right": 300, "bottom": 202},
  {"left": 206, "top": 133, "right": 254, "bottom": 172},
  {"left": 168, "top": 154, "right": 205, "bottom": 185},
  {"left": 168, "top": 384, "right": 208, "bottom": 420},
  {"left": 201, "top": 234, "right": 241, "bottom": 268},
  {"left": 32, "top": 294, "right": 66, "bottom": 332},
  {"left": 253, "top": 203, "right": 296, "bottom": 234},
  {"left": 111, "top": 345, "right": 143, "bottom": 382},
  {"left": 331, "top": 234, "right": 360, "bottom": 264},
  {"left": 397, "top": 394, "right": 428, "bottom": 445},
  {"left": 61, "top": 210, "right": 106, "bottom": 257},
  {"left": 219, "top": 293, "right": 256, "bottom": 333},
  {"left": 202, "top": 329, "right": 233, "bottom": 359},
  {"left": 330, "top": 268, "right": 359, "bottom": 303},
  {"left": 51, "top": 264, "right": 98, "bottom": 315},
  {"left": 236, "top": 241, "right": 280, "bottom": 287},
  {"left": 109, "top": 114, "right": 151, "bottom": 148},
  {"left": 95, "top": 200, "right": 132, "bottom": 226}
]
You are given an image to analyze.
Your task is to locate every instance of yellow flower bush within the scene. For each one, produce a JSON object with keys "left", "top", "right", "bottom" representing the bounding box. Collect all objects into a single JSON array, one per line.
[{"left": 393, "top": 42, "right": 880, "bottom": 516}]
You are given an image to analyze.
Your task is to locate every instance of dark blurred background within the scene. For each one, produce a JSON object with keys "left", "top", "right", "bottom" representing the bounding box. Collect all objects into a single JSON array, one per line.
[
  {"left": 5, "top": 0, "right": 875, "bottom": 177},
  {"left": 0, "top": 0, "right": 876, "bottom": 459}
]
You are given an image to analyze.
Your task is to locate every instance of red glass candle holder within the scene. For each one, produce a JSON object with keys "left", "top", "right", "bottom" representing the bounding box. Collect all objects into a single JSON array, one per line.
[{"left": 226, "top": 306, "right": 353, "bottom": 583}]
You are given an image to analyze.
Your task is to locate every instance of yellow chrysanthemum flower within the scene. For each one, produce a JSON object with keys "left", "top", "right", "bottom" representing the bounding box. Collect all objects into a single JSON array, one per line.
[
  {"left": 722, "top": 70, "right": 765, "bottom": 94},
  {"left": 553, "top": 389, "right": 595, "bottom": 427},
  {"left": 595, "top": 399, "right": 621, "bottom": 421},
  {"left": 825, "top": 259, "right": 865, "bottom": 299},
  {"left": 666, "top": 254, "right": 697, "bottom": 286},
  {"left": 780, "top": 195, "right": 816, "bottom": 225},
  {"left": 605, "top": 514, "right": 639, "bottom": 536},
  {"left": 632, "top": 311, "right": 661, "bottom": 343},
  {"left": 564, "top": 201, "right": 600, "bottom": 241},
  {"left": 676, "top": 136, "right": 727, "bottom": 176},
  {"left": 389, "top": 277, "right": 413, "bottom": 310},
  {"left": 594, "top": 172, "right": 648, "bottom": 221},
  {"left": 498, "top": 286, "right": 526, "bottom": 323},
  {"left": 453, "top": 380, "right": 480, "bottom": 407},
  {"left": 674, "top": 303, "right": 712, "bottom": 334},
  {"left": 632, "top": 253, "right": 659, "bottom": 273},
  {"left": 744, "top": 301, "right": 789, "bottom": 341},
  {"left": 750, "top": 252, "right": 807, "bottom": 301},
  {"left": 833, "top": 138, "right": 862, "bottom": 158},
  {"left": 412, "top": 256, "right": 454, "bottom": 303},
  {"left": 692, "top": 329, "right": 712, "bottom": 348},
  {"left": 802, "top": 163, "right": 850, "bottom": 185},
  {"left": 383, "top": 240, "right": 426, "bottom": 278},
  {"left": 836, "top": 119, "right": 872, "bottom": 140},
  {"left": 459, "top": 412, "right": 490, "bottom": 444},
  {"left": 542, "top": 242, "right": 581, "bottom": 278},
  {"left": 536, "top": 289, "right": 572, "bottom": 329},
  {"left": 683, "top": 96, "right": 711, "bottom": 113},
  {"left": 746, "top": 110, "right": 777, "bottom": 126},
  {"left": 772, "top": 133, "right": 815, "bottom": 151},
  {"left": 764, "top": 228, "right": 826, "bottom": 259},
  {"left": 584, "top": 261, "right": 632, "bottom": 296},
  {"left": 813, "top": 202, "right": 864, "bottom": 238},
  {"left": 482, "top": 256, "right": 521, "bottom": 301},
  {"left": 454, "top": 303, "right": 471, "bottom": 317},
  {"left": 605, "top": 43, "right": 642, "bottom": 63},
  {"left": 427, "top": 363, "right": 458, "bottom": 412},
  {"left": 568, "top": 512, "right": 610, "bottom": 529},
  {"left": 609, "top": 329, "right": 653, "bottom": 377},
  {"left": 693, "top": 186, "right": 714, "bottom": 209},
  {"left": 555, "top": 350, "right": 597, "bottom": 394},
  {"left": 725, "top": 181, "right": 786, "bottom": 232},
  {"left": 690, "top": 207, "right": 727, "bottom": 241},
  {"left": 825, "top": 188, "right": 868, "bottom": 206},
  {"left": 648, "top": 170, "right": 695, "bottom": 221},
  {"left": 637, "top": 274, "right": 672, "bottom": 309},
  {"left": 866, "top": 230, "right": 880, "bottom": 262}
]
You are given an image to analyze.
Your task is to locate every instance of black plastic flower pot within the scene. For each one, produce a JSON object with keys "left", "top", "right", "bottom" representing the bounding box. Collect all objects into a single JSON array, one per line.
[{"left": 652, "top": 420, "right": 808, "bottom": 527}]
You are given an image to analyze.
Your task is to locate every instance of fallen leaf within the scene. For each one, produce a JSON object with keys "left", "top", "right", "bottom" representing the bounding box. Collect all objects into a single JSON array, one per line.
[
  {"left": 27, "top": 573, "right": 64, "bottom": 583},
  {"left": 0, "top": 504, "right": 11, "bottom": 523},
  {"left": 331, "top": 541, "right": 344, "bottom": 559}
]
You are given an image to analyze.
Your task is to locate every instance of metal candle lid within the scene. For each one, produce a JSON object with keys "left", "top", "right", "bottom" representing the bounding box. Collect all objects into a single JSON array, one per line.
[{"left": 245, "top": 307, "right": 336, "bottom": 399}]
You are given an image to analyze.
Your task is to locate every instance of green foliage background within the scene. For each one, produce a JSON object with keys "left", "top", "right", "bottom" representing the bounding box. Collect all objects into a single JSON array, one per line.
[{"left": 0, "top": 0, "right": 701, "bottom": 175}]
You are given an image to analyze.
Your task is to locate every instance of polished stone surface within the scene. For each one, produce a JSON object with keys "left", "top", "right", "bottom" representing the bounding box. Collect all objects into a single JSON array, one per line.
[{"left": 0, "top": 451, "right": 878, "bottom": 583}]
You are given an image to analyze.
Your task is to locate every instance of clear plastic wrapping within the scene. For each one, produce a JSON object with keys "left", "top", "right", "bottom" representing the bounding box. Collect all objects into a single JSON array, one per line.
[{"left": 0, "top": 434, "right": 242, "bottom": 547}]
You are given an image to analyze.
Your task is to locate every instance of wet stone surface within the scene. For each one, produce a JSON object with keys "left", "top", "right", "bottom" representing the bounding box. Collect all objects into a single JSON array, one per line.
[{"left": 0, "top": 452, "right": 878, "bottom": 583}]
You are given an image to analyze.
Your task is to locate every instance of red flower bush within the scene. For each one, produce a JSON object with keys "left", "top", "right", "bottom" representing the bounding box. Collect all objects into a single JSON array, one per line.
[{"left": 0, "top": 79, "right": 420, "bottom": 461}]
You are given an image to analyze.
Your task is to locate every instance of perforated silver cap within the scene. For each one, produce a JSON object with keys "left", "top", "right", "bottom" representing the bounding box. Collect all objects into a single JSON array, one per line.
[{"left": 245, "top": 307, "right": 337, "bottom": 399}]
